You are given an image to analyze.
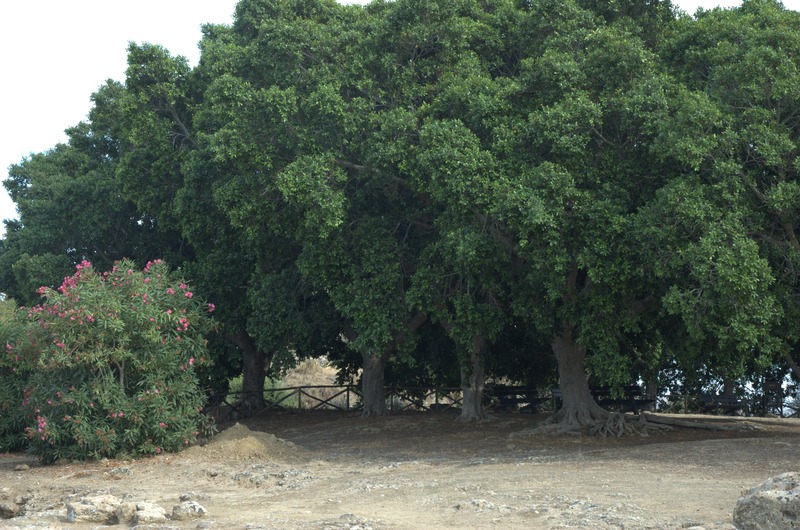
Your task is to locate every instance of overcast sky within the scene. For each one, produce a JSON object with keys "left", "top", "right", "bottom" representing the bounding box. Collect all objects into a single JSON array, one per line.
[{"left": 0, "top": 0, "right": 796, "bottom": 237}]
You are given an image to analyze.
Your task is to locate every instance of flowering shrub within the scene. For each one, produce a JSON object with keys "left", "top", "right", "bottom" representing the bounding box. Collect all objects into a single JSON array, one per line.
[
  {"left": 0, "top": 301, "right": 50, "bottom": 451},
  {"left": 1, "top": 259, "right": 215, "bottom": 463}
]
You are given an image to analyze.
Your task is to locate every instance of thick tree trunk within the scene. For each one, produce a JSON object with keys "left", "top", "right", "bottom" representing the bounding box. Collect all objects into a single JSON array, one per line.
[
  {"left": 361, "top": 350, "right": 389, "bottom": 417},
  {"left": 550, "top": 327, "right": 608, "bottom": 430},
  {"left": 722, "top": 377, "right": 735, "bottom": 397},
  {"left": 229, "top": 330, "right": 273, "bottom": 414},
  {"left": 459, "top": 334, "right": 489, "bottom": 422},
  {"left": 355, "top": 312, "right": 427, "bottom": 417},
  {"left": 645, "top": 378, "right": 658, "bottom": 412},
  {"left": 786, "top": 353, "right": 800, "bottom": 381}
]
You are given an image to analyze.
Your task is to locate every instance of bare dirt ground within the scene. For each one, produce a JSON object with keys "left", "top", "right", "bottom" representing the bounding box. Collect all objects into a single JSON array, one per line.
[{"left": 1, "top": 411, "right": 799, "bottom": 529}]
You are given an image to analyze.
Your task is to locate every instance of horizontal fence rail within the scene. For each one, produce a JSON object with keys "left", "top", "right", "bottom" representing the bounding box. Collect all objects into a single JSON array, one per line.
[
  {"left": 202, "top": 385, "right": 799, "bottom": 424},
  {"left": 203, "top": 385, "right": 466, "bottom": 423}
]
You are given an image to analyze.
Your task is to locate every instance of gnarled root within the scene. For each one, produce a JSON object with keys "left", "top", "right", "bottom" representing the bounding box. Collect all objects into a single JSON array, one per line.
[
  {"left": 511, "top": 411, "right": 671, "bottom": 438},
  {"left": 588, "top": 412, "right": 671, "bottom": 438}
]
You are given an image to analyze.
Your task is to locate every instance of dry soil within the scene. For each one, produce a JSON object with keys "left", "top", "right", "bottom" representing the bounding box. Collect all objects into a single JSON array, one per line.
[{"left": 1, "top": 411, "right": 799, "bottom": 529}]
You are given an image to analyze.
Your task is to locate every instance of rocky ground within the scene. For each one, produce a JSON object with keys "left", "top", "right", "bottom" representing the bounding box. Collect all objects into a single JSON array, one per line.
[{"left": 1, "top": 410, "right": 798, "bottom": 529}]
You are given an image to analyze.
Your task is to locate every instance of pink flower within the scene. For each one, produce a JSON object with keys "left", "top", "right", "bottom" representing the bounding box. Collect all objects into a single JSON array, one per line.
[
  {"left": 189, "top": 357, "right": 195, "bottom": 366},
  {"left": 156, "top": 447, "right": 162, "bottom": 454},
  {"left": 185, "top": 292, "right": 193, "bottom": 299},
  {"left": 207, "top": 303, "right": 216, "bottom": 313},
  {"left": 179, "top": 283, "right": 187, "bottom": 290},
  {"left": 167, "top": 288, "right": 175, "bottom": 295}
]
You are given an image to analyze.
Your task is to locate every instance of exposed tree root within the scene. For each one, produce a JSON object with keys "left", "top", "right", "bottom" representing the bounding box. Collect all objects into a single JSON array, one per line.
[
  {"left": 511, "top": 412, "right": 670, "bottom": 438},
  {"left": 641, "top": 413, "right": 764, "bottom": 431},
  {"left": 361, "top": 409, "right": 389, "bottom": 418},
  {"left": 512, "top": 411, "right": 765, "bottom": 439},
  {"left": 587, "top": 412, "right": 671, "bottom": 437}
]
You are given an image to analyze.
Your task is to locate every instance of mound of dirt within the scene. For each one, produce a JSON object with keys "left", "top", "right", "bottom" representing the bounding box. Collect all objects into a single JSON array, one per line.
[{"left": 184, "top": 422, "right": 307, "bottom": 462}]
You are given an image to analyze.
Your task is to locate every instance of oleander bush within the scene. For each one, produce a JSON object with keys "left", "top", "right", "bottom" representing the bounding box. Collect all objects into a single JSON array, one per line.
[{"left": 0, "top": 259, "right": 216, "bottom": 463}]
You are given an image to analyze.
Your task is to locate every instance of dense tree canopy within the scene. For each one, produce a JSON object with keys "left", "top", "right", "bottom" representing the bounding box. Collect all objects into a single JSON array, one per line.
[{"left": 3, "top": 0, "right": 799, "bottom": 431}]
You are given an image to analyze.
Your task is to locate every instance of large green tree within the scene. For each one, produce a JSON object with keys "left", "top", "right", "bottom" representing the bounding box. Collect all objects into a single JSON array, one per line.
[
  {"left": 652, "top": 0, "right": 798, "bottom": 388},
  {"left": 120, "top": 40, "right": 348, "bottom": 410},
  {"left": 191, "top": 0, "right": 439, "bottom": 415},
  {"left": 0, "top": 81, "right": 185, "bottom": 305},
  {"left": 6, "top": 0, "right": 795, "bottom": 432}
]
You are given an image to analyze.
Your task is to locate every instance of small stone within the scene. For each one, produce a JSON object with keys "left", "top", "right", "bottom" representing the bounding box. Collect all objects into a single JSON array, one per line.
[
  {"left": 13, "top": 464, "right": 29, "bottom": 471},
  {"left": 0, "top": 502, "right": 21, "bottom": 518},
  {"left": 132, "top": 501, "right": 167, "bottom": 524},
  {"left": 171, "top": 500, "right": 208, "bottom": 520}
]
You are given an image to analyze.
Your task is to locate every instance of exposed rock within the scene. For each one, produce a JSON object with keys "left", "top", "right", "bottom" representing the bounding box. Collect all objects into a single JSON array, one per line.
[
  {"left": 733, "top": 472, "right": 800, "bottom": 530},
  {"left": 108, "top": 466, "right": 133, "bottom": 476},
  {"left": 116, "top": 501, "right": 140, "bottom": 523},
  {"left": 66, "top": 494, "right": 121, "bottom": 523},
  {"left": 13, "top": 464, "right": 29, "bottom": 472},
  {"left": 64, "top": 494, "right": 169, "bottom": 526},
  {"left": 132, "top": 501, "right": 168, "bottom": 524},
  {"left": 171, "top": 500, "right": 208, "bottom": 520},
  {"left": 0, "top": 502, "right": 21, "bottom": 519}
]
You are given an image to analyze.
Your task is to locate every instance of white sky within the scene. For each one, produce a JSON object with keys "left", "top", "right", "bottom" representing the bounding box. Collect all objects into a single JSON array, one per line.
[{"left": 0, "top": 0, "right": 797, "bottom": 237}]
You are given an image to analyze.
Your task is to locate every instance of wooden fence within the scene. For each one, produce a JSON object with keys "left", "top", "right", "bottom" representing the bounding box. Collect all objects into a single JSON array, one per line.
[
  {"left": 204, "top": 385, "right": 464, "bottom": 423},
  {"left": 202, "top": 384, "right": 799, "bottom": 424}
]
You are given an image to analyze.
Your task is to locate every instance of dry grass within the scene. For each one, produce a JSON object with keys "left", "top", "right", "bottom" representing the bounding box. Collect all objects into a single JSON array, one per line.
[{"left": 279, "top": 358, "right": 344, "bottom": 409}]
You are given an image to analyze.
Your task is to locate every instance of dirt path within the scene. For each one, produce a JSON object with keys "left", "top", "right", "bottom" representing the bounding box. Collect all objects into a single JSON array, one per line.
[{"left": 1, "top": 411, "right": 798, "bottom": 529}]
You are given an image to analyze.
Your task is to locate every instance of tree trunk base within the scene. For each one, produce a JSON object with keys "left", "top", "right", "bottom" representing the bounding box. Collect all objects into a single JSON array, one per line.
[
  {"left": 455, "top": 410, "right": 493, "bottom": 423},
  {"left": 360, "top": 407, "right": 390, "bottom": 418},
  {"left": 360, "top": 351, "right": 389, "bottom": 417}
]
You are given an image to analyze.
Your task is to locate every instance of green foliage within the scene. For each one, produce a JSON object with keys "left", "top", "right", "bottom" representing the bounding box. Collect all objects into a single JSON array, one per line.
[
  {"left": 0, "top": 260, "right": 215, "bottom": 462},
  {"left": 0, "top": 80, "right": 188, "bottom": 306},
  {"left": 6, "top": 0, "right": 800, "bottom": 413}
]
